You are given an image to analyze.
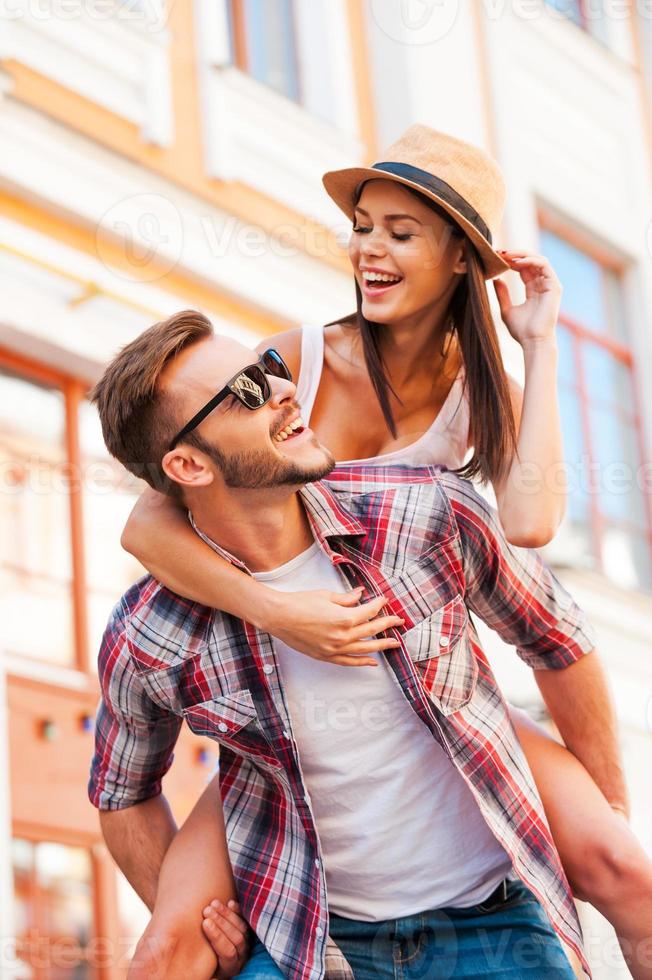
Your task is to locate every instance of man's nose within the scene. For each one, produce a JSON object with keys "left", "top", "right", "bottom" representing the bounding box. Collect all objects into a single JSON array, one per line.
[{"left": 268, "top": 376, "right": 296, "bottom": 408}]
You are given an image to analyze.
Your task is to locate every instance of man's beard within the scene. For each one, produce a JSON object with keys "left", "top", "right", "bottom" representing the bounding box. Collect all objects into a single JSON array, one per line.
[{"left": 190, "top": 434, "right": 335, "bottom": 489}]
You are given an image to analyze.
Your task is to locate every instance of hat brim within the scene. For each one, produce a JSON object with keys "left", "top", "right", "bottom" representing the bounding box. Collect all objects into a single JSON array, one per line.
[{"left": 322, "top": 167, "right": 509, "bottom": 281}]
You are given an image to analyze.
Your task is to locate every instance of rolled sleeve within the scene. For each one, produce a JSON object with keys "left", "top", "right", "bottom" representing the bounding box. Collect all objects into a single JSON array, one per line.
[
  {"left": 514, "top": 583, "right": 597, "bottom": 669},
  {"left": 441, "top": 473, "right": 597, "bottom": 670},
  {"left": 88, "top": 598, "right": 182, "bottom": 811}
]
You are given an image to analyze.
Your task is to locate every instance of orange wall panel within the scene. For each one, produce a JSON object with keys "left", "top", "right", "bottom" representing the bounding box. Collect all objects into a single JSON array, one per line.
[{"left": 8, "top": 675, "right": 216, "bottom": 840}]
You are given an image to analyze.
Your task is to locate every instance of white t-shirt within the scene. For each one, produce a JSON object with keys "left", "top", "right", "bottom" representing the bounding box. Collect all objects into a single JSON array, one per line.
[{"left": 254, "top": 541, "right": 512, "bottom": 921}]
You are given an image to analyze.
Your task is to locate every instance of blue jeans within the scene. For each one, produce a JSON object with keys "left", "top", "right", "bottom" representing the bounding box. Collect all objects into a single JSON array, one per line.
[{"left": 235, "top": 879, "right": 576, "bottom": 978}]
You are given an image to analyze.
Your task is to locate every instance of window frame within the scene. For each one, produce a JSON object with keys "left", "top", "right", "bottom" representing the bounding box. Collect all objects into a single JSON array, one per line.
[
  {"left": 228, "top": 0, "right": 303, "bottom": 107},
  {"left": 538, "top": 216, "right": 652, "bottom": 588},
  {"left": 11, "top": 829, "right": 103, "bottom": 980},
  {"left": 0, "top": 347, "right": 91, "bottom": 674},
  {"left": 544, "top": 0, "right": 613, "bottom": 47}
]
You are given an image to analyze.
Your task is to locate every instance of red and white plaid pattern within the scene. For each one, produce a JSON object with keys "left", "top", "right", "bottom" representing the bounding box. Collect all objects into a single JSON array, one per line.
[{"left": 89, "top": 465, "right": 595, "bottom": 979}]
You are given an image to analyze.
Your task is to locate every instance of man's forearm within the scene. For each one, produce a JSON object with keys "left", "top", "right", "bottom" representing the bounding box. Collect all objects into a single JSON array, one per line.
[
  {"left": 100, "top": 795, "right": 178, "bottom": 910},
  {"left": 534, "top": 650, "right": 629, "bottom": 814}
]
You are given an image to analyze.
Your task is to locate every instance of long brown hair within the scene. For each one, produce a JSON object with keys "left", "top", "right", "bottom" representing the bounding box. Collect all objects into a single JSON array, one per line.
[{"left": 329, "top": 187, "right": 516, "bottom": 485}]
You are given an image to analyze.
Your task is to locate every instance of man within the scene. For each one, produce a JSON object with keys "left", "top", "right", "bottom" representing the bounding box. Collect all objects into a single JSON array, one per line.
[{"left": 89, "top": 310, "right": 621, "bottom": 979}]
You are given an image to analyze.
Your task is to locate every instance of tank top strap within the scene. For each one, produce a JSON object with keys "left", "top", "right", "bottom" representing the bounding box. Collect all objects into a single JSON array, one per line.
[{"left": 295, "top": 324, "right": 325, "bottom": 426}]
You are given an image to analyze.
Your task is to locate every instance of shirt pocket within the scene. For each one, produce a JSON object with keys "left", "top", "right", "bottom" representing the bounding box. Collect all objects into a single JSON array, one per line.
[
  {"left": 401, "top": 595, "right": 477, "bottom": 715},
  {"left": 182, "top": 688, "right": 282, "bottom": 771}
]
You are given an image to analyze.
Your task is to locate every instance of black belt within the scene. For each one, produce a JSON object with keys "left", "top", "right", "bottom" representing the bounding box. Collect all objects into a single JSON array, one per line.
[{"left": 475, "top": 877, "right": 509, "bottom": 912}]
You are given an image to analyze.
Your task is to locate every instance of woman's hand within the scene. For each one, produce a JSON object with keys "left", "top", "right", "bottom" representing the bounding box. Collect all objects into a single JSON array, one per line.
[
  {"left": 261, "top": 588, "right": 404, "bottom": 668},
  {"left": 202, "top": 899, "right": 250, "bottom": 979},
  {"left": 492, "top": 249, "right": 562, "bottom": 349}
]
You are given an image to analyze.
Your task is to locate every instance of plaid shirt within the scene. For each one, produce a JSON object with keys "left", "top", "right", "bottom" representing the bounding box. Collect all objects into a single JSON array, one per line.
[{"left": 89, "top": 465, "right": 595, "bottom": 980}]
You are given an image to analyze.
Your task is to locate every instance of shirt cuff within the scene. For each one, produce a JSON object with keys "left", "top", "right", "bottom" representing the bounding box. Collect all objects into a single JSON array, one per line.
[{"left": 516, "top": 612, "right": 597, "bottom": 670}]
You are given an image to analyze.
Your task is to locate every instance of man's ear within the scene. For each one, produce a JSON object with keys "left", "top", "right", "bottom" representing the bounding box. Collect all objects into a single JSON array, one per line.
[{"left": 162, "top": 446, "right": 214, "bottom": 491}]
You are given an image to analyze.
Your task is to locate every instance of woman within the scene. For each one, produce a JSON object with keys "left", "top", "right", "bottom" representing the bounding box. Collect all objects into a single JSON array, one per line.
[{"left": 124, "top": 126, "right": 652, "bottom": 979}]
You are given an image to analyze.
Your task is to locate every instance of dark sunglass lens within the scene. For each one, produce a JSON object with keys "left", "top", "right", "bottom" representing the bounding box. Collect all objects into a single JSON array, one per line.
[
  {"left": 231, "top": 365, "right": 270, "bottom": 408},
  {"left": 261, "top": 349, "right": 291, "bottom": 381}
]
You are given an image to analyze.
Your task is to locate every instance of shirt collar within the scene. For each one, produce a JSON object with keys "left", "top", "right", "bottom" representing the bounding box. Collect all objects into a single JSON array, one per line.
[
  {"left": 187, "top": 482, "right": 365, "bottom": 574},
  {"left": 187, "top": 511, "right": 250, "bottom": 572}
]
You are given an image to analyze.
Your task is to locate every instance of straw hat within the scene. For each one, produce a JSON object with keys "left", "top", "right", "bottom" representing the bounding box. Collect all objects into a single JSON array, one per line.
[{"left": 322, "top": 124, "right": 509, "bottom": 280}]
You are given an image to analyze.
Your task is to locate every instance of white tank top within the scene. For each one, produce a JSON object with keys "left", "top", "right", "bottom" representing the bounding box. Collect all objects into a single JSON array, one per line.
[
  {"left": 254, "top": 542, "right": 511, "bottom": 920},
  {"left": 295, "top": 324, "right": 470, "bottom": 468}
]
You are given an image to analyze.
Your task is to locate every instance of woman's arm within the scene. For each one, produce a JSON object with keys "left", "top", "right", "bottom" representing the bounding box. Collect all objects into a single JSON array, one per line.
[
  {"left": 122, "top": 488, "right": 403, "bottom": 665},
  {"left": 128, "top": 778, "right": 248, "bottom": 980},
  {"left": 493, "top": 344, "right": 566, "bottom": 547},
  {"left": 491, "top": 249, "right": 567, "bottom": 547}
]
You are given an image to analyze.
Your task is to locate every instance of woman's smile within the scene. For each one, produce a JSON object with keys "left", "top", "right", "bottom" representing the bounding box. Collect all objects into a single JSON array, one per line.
[{"left": 359, "top": 265, "right": 405, "bottom": 301}]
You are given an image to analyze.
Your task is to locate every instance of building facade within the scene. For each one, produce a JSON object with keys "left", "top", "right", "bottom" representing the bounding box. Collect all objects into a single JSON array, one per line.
[{"left": 0, "top": 1, "right": 651, "bottom": 977}]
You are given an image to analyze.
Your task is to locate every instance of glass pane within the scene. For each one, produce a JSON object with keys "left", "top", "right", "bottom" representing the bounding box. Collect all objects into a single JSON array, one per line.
[
  {"left": 603, "top": 268, "right": 628, "bottom": 342},
  {"left": 583, "top": 343, "right": 634, "bottom": 415},
  {"left": 13, "top": 839, "right": 93, "bottom": 980},
  {"left": 589, "top": 402, "right": 647, "bottom": 526},
  {"left": 79, "top": 401, "right": 146, "bottom": 655},
  {"left": 226, "top": 0, "right": 236, "bottom": 61},
  {"left": 545, "top": 0, "right": 583, "bottom": 26},
  {"left": 557, "top": 324, "right": 576, "bottom": 388},
  {"left": 540, "top": 229, "right": 608, "bottom": 334},
  {"left": 243, "top": 0, "right": 300, "bottom": 101},
  {"left": 292, "top": 0, "right": 336, "bottom": 124},
  {"left": 0, "top": 369, "right": 74, "bottom": 665},
  {"left": 584, "top": 1, "right": 610, "bottom": 45},
  {"left": 12, "top": 839, "right": 33, "bottom": 940},
  {"left": 559, "top": 384, "right": 590, "bottom": 522},
  {"left": 558, "top": 384, "right": 596, "bottom": 567}
]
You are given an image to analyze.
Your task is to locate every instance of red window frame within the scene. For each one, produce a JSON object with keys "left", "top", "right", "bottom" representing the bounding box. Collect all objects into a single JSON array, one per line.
[
  {"left": 227, "top": 0, "right": 302, "bottom": 104},
  {"left": 11, "top": 830, "right": 107, "bottom": 980},
  {"left": 0, "top": 347, "right": 91, "bottom": 673},
  {"left": 538, "top": 215, "right": 652, "bottom": 586}
]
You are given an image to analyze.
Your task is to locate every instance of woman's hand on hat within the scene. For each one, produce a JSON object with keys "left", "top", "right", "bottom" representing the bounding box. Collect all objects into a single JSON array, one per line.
[{"left": 492, "top": 250, "right": 562, "bottom": 351}]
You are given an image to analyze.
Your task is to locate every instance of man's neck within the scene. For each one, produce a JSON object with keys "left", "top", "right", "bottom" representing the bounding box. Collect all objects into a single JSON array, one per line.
[{"left": 187, "top": 485, "right": 315, "bottom": 573}]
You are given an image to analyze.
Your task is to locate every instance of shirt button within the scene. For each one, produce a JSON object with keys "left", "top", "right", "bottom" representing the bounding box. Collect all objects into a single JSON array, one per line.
[
  {"left": 314, "top": 858, "right": 321, "bottom": 868},
  {"left": 218, "top": 722, "right": 228, "bottom": 733},
  {"left": 282, "top": 730, "right": 291, "bottom": 739},
  {"left": 439, "top": 635, "right": 450, "bottom": 647},
  {"left": 263, "top": 664, "right": 274, "bottom": 674},
  {"left": 304, "top": 793, "right": 311, "bottom": 804},
  {"left": 316, "top": 926, "right": 324, "bottom": 938}
]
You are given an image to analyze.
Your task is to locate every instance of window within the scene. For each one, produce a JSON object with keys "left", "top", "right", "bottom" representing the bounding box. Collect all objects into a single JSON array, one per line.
[
  {"left": 0, "top": 367, "right": 74, "bottom": 666},
  {"left": 227, "top": 0, "right": 339, "bottom": 124},
  {"left": 540, "top": 228, "right": 652, "bottom": 591},
  {"left": 636, "top": 4, "right": 652, "bottom": 107},
  {"left": 0, "top": 350, "right": 145, "bottom": 671},
  {"left": 544, "top": 0, "right": 610, "bottom": 45},
  {"left": 228, "top": 0, "right": 300, "bottom": 101},
  {"left": 12, "top": 838, "right": 94, "bottom": 979},
  {"left": 80, "top": 401, "right": 145, "bottom": 656}
]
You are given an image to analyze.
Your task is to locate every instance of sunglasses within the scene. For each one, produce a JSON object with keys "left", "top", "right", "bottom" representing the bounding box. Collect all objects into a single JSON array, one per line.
[{"left": 169, "top": 348, "right": 292, "bottom": 450}]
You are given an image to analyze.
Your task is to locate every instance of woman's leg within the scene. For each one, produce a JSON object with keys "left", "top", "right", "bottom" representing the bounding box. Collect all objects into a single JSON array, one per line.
[
  {"left": 511, "top": 705, "right": 652, "bottom": 980},
  {"left": 128, "top": 775, "right": 249, "bottom": 980}
]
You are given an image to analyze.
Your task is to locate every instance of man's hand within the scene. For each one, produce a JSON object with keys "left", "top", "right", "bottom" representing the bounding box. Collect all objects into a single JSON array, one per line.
[
  {"left": 202, "top": 899, "right": 250, "bottom": 979},
  {"left": 262, "top": 588, "right": 404, "bottom": 667}
]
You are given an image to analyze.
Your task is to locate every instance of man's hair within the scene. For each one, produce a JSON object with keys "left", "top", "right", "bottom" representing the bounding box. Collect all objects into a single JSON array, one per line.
[{"left": 90, "top": 310, "right": 213, "bottom": 495}]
